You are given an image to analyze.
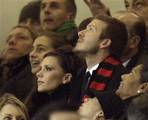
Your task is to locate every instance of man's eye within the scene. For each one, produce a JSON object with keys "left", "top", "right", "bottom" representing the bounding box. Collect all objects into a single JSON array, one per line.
[
  {"left": 3, "top": 116, "right": 12, "bottom": 120},
  {"left": 135, "top": 2, "right": 144, "bottom": 9},
  {"left": 50, "top": 2, "right": 60, "bottom": 9}
]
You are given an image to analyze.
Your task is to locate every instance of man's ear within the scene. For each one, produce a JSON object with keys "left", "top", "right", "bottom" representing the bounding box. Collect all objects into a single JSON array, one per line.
[
  {"left": 129, "top": 35, "right": 140, "bottom": 48},
  {"left": 99, "top": 39, "right": 111, "bottom": 49},
  {"left": 137, "top": 83, "right": 148, "bottom": 94},
  {"left": 62, "top": 73, "right": 72, "bottom": 84}
]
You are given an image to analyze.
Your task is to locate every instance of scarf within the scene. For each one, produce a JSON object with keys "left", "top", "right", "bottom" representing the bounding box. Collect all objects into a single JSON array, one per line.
[
  {"left": 55, "top": 20, "right": 76, "bottom": 36},
  {"left": 83, "top": 55, "right": 122, "bottom": 102}
]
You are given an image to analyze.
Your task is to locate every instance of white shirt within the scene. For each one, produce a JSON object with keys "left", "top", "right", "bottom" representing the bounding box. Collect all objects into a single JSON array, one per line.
[
  {"left": 86, "top": 64, "right": 99, "bottom": 75},
  {"left": 123, "top": 59, "right": 131, "bottom": 67}
]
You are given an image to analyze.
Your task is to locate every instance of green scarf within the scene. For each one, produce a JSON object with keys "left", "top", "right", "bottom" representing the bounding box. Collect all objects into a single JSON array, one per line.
[{"left": 55, "top": 20, "right": 76, "bottom": 36}]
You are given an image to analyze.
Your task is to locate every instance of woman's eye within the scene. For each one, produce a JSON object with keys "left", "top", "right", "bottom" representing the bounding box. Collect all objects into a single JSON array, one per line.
[
  {"left": 45, "top": 65, "right": 52, "bottom": 71},
  {"left": 38, "top": 47, "right": 46, "bottom": 52}
]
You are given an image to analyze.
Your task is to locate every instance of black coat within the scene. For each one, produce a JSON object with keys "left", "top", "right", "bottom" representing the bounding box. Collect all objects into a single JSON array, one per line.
[{"left": 0, "top": 56, "right": 34, "bottom": 101}]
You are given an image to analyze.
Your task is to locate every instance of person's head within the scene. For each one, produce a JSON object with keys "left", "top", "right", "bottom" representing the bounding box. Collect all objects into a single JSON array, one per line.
[
  {"left": 78, "top": 97, "right": 105, "bottom": 120},
  {"left": 29, "top": 31, "right": 67, "bottom": 74},
  {"left": 32, "top": 102, "right": 79, "bottom": 120},
  {"left": 78, "top": 17, "right": 93, "bottom": 31},
  {"left": 124, "top": 0, "right": 148, "bottom": 32},
  {"left": 40, "top": 0, "right": 76, "bottom": 30},
  {"left": 0, "top": 93, "right": 29, "bottom": 120},
  {"left": 3, "top": 25, "right": 35, "bottom": 63},
  {"left": 18, "top": 1, "right": 41, "bottom": 33},
  {"left": 74, "top": 15, "right": 128, "bottom": 58},
  {"left": 116, "top": 64, "right": 148, "bottom": 99},
  {"left": 113, "top": 11, "right": 146, "bottom": 60},
  {"left": 36, "top": 47, "right": 79, "bottom": 93},
  {"left": 127, "top": 93, "right": 148, "bottom": 120}
]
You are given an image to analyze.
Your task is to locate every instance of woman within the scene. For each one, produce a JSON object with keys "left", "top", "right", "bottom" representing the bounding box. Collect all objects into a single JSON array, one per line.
[
  {"left": 31, "top": 48, "right": 84, "bottom": 116},
  {"left": 0, "top": 93, "right": 29, "bottom": 120},
  {"left": 79, "top": 64, "right": 148, "bottom": 120},
  {"left": 29, "top": 31, "right": 68, "bottom": 74}
]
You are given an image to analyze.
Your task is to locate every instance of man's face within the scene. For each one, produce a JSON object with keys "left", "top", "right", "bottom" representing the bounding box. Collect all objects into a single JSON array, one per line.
[
  {"left": 40, "top": 0, "right": 70, "bottom": 30},
  {"left": 74, "top": 19, "right": 107, "bottom": 55},
  {"left": 4, "top": 27, "right": 33, "bottom": 61},
  {"left": 124, "top": 0, "right": 148, "bottom": 30},
  {"left": 116, "top": 64, "right": 143, "bottom": 98}
]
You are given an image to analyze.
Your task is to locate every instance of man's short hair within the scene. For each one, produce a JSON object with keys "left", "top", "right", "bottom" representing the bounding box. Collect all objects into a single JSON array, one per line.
[
  {"left": 18, "top": 1, "right": 41, "bottom": 23},
  {"left": 96, "top": 15, "right": 128, "bottom": 57}
]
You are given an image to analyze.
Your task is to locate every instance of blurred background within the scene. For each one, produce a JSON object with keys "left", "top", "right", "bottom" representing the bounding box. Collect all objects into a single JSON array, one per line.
[{"left": 0, "top": 0, "right": 125, "bottom": 52}]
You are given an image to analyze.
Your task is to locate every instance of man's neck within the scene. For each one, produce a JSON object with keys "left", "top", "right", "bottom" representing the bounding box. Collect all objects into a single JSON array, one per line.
[{"left": 85, "top": 51, "right": 109, "bottom": 70}]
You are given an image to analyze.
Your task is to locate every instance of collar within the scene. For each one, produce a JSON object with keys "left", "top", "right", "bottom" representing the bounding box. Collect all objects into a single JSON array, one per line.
[
  {"left": 122, "top": 59, "right": 131, "bottom": 67},
  {"left": 86, "top": 64, "right": 99, "bottom": 75}
]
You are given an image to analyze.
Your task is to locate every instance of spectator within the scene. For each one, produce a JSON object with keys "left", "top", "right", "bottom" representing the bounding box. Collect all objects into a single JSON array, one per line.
[
  {"left": 0, "top": 26, "right": 35, "bottom": 101},
  {"left": 0, "top": 93, "right": 29, "bottom": 120},
  {"left": 19, "top": 0, "right": 41, "bottom": 34},
  {"left": 74, "top": 15, "right": 127, "bottom": 99},
  {"left": 40, "top": 0, "right": 78, "bottom": 46},
  {"left": 113, "top": 11, "right": 148, "bottom": 71}
]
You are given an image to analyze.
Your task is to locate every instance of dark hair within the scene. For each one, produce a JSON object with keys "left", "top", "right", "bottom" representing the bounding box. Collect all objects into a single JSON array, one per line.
[
  {"left": 43, "top": 46, "right": 79, "bottom": 77},
  {"left": 95, "top": 15, "right": 128, "bottom": 57},
  {"left": 43, "top": 46, "right": 85, "bottom": 104},
  {"left": 113, "top": 11, "right": 146, "bottom": 51},
  {"left": 37, "top": 31, "right": 69, "bottom": 49},
  {"left": 128, "top": 13, "right": 146, "bottom": 51},
  {"left": 32, "top": 102, "right": 78, "bottom": 120},
  {"left": 78, "top": 17, "right": 93, "bottom": 31},
  {"left": 65, "top": 0, "right": 77, "bottom": 20},
  {"left": 11, "top": 25, "right": 36, "bottom": 40},
  {"left": 18, "top": 1, "right": 41, "bottom": 23},
  {"left": 127, "top": 93, "right": 148, "bottom": 120}
]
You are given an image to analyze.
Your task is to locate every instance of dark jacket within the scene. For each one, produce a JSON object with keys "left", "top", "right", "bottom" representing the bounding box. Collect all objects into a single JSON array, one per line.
[
  {"left": 0, "top": 56, "right": 34, "bottom": 101},
  {"left": 125, "top": 51, "right": 148, "bottom": 71},
  {"left": 81, "top": 55, "right": 126, "bottom": 100}
]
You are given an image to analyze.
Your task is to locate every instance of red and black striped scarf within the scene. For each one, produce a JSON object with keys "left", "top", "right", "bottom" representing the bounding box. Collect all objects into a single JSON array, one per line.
[{"left": 83, "top": 55, "right": 122, "bottom": 101}]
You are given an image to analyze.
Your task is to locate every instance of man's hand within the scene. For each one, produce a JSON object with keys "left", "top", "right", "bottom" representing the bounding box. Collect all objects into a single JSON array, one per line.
[{"left": 84, "top": 0, "right": 110, "bottom": 17}]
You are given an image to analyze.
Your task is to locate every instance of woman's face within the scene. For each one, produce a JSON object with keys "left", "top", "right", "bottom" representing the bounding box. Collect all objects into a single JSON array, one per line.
[
  {"left": 116, "top": 64, "right": 143, "bottom": 98},
  {"left": 0, "top": 104, "right": 26, "bottom": 120},
  {"left": 29, "top": 35, "right": 54, "bottom": 74},
  {"left": 36, "top": 56, "right": 67, "bottom": 93}
]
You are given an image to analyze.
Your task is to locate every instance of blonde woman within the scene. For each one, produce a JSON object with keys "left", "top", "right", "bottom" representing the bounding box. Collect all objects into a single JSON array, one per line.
[{"left": 0, "top": 93, "right": 29, "bottom": 120}]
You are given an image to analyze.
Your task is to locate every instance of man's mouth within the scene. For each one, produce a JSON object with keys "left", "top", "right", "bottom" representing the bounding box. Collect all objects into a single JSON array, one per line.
[{"left": 44, "top": 18, "right": 54, "bottom": 24}]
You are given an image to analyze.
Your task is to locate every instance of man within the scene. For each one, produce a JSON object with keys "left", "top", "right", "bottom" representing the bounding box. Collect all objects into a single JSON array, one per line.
[
  {"left": 0, "top": 26, "right": 35, "bottom": 101},
  {"left": 124, "top": 0, "right": 148, "bottom": 51},
  {"left": 74, "top": 15, "right": 127, "bottom": 97},
  {"left": 40, "top": 0, "right": 77, "bottom": 46},
  {"left": 18, "top": 1, "right": 41, "bottom": 34},
  {"left": 113, "top": 11, "right": 148, "bottom": 71}
]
